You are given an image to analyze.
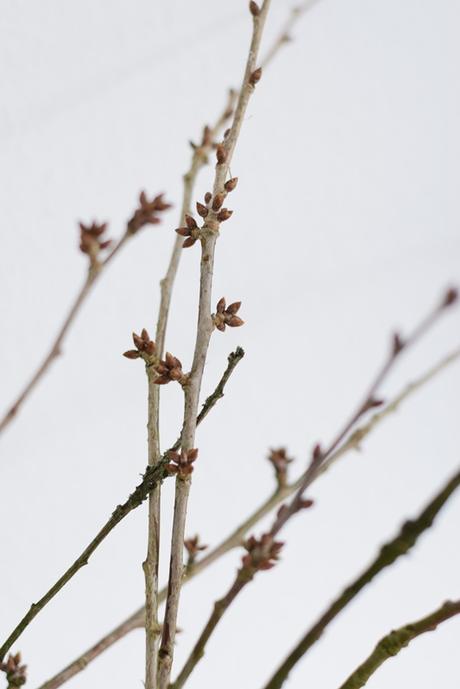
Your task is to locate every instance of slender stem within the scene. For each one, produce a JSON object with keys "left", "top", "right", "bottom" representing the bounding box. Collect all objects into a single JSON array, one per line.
[
  {"left": 142, "top": 85, "right": 237, "bottom": 689},
  {"left": 170, "top": 574, "right": 250, "bottom": 689},
  {"left": 0, "top": 350, "right": 243, "bottom": 663},
  {"left": 261, "top": 469, "right": 460, "bottom": 689},
  {"left": 33, "top": 344, "right": 460, "bottom": 689},
  {"left": 0, "top": 232, "right": 130, "bottom": 438},
  {"left": 336, "top": 599, "right": 460, "bottom": 689},
  {"left": 157, "top": 4, "right": 273, "bottom": 687}
]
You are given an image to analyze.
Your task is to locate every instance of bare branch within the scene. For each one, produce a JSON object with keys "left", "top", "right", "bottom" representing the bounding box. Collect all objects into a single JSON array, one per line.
[
  {"left": 157, "top": 4, "right": 273, "bottom": 687},
  {"left": 0, "top": 349, "right": 243, "bottom": 662},
  {"left": 261, "top": 469, "right": 460, "bottom": 689},
  {"left": 336, "top": 600, "right": 460, "bottom": 689},
  {"left": 33, "top": 344, "right": 460, "bottom": 689}
]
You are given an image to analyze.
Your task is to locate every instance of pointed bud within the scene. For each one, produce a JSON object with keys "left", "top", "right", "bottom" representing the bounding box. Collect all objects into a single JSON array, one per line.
[
  {"left": 175, "top": 227, "right": 190, "bottom": 237},
  {"left": 217, "top": 208, "right": 233, "bottom": 222},
  {"left": 185, "top": 214, "right": 197, "bottom": 230},
  {"left": 225, "top": 177, "right": 238, "bottom": 192},
  {"left": 392, "top": 332, "right": 405, "bottom": 356},
  {"left": 216, "top": 144, "right": 227, "bottom": 165},
  {"left": 123, "top": 350, "right": 140, "bottom": 359},
  {"left": 204, "top": 191, "right": 212, "bottom": 204},
  {"left": 249, "top": 1, "right": 260, "bottom": 16},
  {"left": 183, "top": 237, "right": 197, "bottom": 248},
  {"left": 212, "top": 193, "right": 225, "bottom": 211},
  {"left": 249, "top": 67, "right": 262, "bottom": 86},
  {"left": 216, "top": 297, "right": 226, "bottom": 313},
  {"left": 196, "top": 202, "right": 208, "bottom": 218},
  {"left": 226, "top": 301, "right": 241, "bottom": 314},
  {"left": 228, "top": 315, "right": 244, "bottom": 327},
  {"left": 133, "top": 332, "right": 144, "bottom": 349}
]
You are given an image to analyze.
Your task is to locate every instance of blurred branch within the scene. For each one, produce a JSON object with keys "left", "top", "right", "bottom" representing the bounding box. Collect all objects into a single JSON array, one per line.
[
  {"left": 337, "top": 600, "right": 460, "bottom": 689},
  {"left": 261, "top": 469, "right": 460, "bottom": 689},
  {"left": 0, "top": 197, "right": 171, "bottom": 439},
  {"left": 33, "top": 343, "right": 460, "bottom": 689}
]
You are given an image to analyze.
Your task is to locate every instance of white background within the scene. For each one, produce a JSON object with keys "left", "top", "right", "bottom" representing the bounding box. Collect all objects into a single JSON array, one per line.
[{"left": 1, "top": 1, "right": 460, "bottom": 688}]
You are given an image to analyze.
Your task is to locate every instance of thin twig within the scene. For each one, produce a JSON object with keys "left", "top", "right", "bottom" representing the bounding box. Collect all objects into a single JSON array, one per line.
[
  {"left": 261, "top": 469, "right": 460, "bottom": 689},
  {"left": 157, "top": 4, "right": 273, "bottom": 687},
  {"left": 336, "top": 599, "right": 460, "bottom": 689},
  {"left": 34, "top": 344, "right": 460, "bottom": 689},
  {"left": 0, "top": 350, "right": 243, "bottom": 662}
]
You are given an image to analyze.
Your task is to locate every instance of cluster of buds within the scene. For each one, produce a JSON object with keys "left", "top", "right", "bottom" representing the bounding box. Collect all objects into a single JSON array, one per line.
[
  {"left": 175, "top": 214, "right": 201, "bottom": 248},
  {"left": 268, "top": 448, "right": 293, "bottom": 488},
  {"left": 79, "top": 221, "right": 111, "bottom": 265},
  {"left": 166, "top": 448, "right": 198, "bottom": 478},
  {"left": 0, "top": 653, "right": 27, "bottom": 687},
  {"left": 127, "top": 191, "right": 171, "bottom": 235},
  {"left": 154, "top": 352, "right": 185, "bottom": 385},
  {"left": 184, "top": 535, "right": 208, "bottom": 568},
  {"left": 212, "top": 298, "right": 244, "bottom": 332},
  {"left": 241, "top": 534, "right": 284, "bottom": 573},
  {"left": 123, "top": 329, "right": 156, "bottom": 361}
]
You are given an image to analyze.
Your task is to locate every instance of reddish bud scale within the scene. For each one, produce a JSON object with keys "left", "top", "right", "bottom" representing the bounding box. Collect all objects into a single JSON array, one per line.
[
  {"left": 212, "top": 193, "right": 225, "bottom": 211},
  {"left": 216, "top": 144, "right": 227, "bottom": 165},
  {"left": 249, "top": 0, "right": 260, "bottom": 16},
  {"left": 204, "top": 192, "right": 212, "bottom": 204},
  {"left": 249, "top": 67, "right": 262, "bottom": 86},
  {"left": 442, "top": 287, "right": 458, "bottom": 308},
  {"left": 196, "top": 202, "right": 208, "bottom": 218},
  {"left": 225, "top": 177, "right": 238, "bottom": 192}
]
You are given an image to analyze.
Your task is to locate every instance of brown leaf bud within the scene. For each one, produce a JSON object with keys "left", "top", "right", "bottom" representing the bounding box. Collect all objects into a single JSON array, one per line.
[
  {"left": 183, "top": 236, "right": 197, "bottom": 248},
  {"left": 249, "top": 0, "right": 260, "bottom": 16},
  {"left": 212, "top": 193, "right": 225, "bottom": 211},
  {"left": 123, "top": 350, "right": 140, "bottom": 359},
  {"left": 228, "top": 315, "right": 244, "bottom": 327},
  {"left": 216, "top": 144, "right": 227, "bottom": 165},
  {"left": 249, "top": 67, "right": 262, "bottom": 86},
  {"left": 196, "top": 202, "right": 208, "bottom": 218},
  {"left": 185, "top": 214, "right": 197, "bottom": 230},
  {"left": 225, "top": 177, "right": 238, "bottom": 192},
  {"left": 175, "top": 227, "right": 191, "bottom": 237},
  {"left": 217, "top": 208, "right": 233, "bottom": 222},
  {"left": 392, "top": 332, "right": 405, "bottom": 356},
  {"left": 204, "top": 191, "right": 212, "bottom": 204}
]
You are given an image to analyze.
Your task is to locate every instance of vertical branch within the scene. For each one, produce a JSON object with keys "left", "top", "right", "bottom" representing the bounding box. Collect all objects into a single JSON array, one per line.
[
  {"left": 157, "top": 3, "right": 273, "bottom": 687},
  {"left": 142, "top": 93, "right": 236, "bottom": 688}
]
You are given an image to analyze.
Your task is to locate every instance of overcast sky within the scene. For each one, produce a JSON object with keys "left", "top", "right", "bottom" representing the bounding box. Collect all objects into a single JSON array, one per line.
[{"left": 1, "top": 1, "right": 460, "bottom": 688}]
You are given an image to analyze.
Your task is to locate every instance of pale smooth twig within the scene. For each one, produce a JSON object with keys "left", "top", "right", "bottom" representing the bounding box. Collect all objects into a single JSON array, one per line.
[
  {"left": 34, "top": 344, "right": 460, "bottom": 689},
  {"left": 0, "top": 349, "right": 243, "bottom": 662},
  {"left": 157, "top": 4, "right": 273, "bottom": 687},
  {"left": 261, "top": 469, "right": 460, "bottom": 689},
  {"left": 336, "top": 600, "right": 460, "bottom": 689}
]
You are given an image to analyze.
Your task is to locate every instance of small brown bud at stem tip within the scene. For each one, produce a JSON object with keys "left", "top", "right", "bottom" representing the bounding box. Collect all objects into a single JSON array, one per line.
[
  {"left": 249, "top": 1, "right": 260, "bottom": 16},
  {"left": 204, "top": 192, "right": 212, "bottom": 204},
  {"left": 249, "top": 67, "right": 262, "bottom": 86},
  {"left": 225, "top": 177, "right": 238, "bottom": 192}
]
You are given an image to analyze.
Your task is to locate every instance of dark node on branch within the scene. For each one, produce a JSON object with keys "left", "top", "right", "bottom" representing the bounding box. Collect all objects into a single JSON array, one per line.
[
  {"left": 392, "top": 332, "right": 405, "bottom": 356},
  {"left": 0, "top": 652, "right": 27, "bottom": 687},
  {"left": 213, "top": 298, "right": 244, "bottom": 332},
  {"left": 127, "top": 191, "right": 172, "bottom": 235},
  {"left": 441, "top": 286, "right": 458, "bottom": 309},
  {"left": 166, "top": 448, "right": 198, "bottom": 478},
  {"left": 123, "top": 328, "right": 156, "bottom": 361},
  {"left": 312, "top": 443, "right": 323, "bottom": 465},
  {"left": 242, "top": 534, "right": 284, "bottom": 572},
  {"left": 268, "top": 448, "right": 294, "bottom": 488},
  {"left": 154, "top": 352, "right": 185, "bottom": 385},
  {"left": 362, "top": 397, "right": 385, "bottom": 414}
]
